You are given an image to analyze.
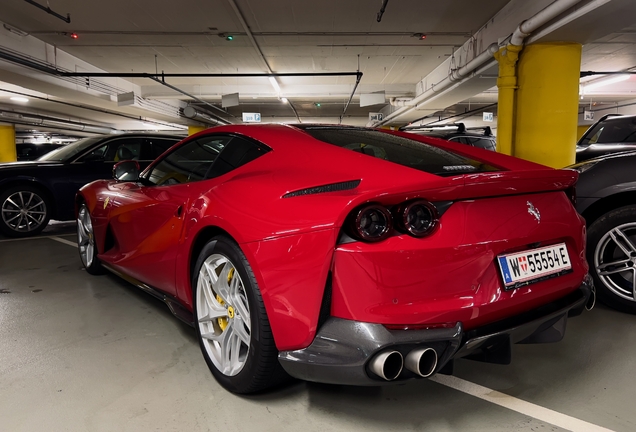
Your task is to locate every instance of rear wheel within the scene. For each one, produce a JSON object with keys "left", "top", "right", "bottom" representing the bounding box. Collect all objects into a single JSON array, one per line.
[
  {"left": 77, "top": 204, "right": 103, "bottom": 275},
  {"left": 0, "top": 185, "right": 51, "bottom": 237},
  {"left": 192, "top": 236, "right": 288, "bottom": 393},
  {"left": 588, "top": 205, "right": 636, "bottom": 313}
]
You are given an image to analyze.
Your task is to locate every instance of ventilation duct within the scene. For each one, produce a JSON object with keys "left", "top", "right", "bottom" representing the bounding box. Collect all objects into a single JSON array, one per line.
[{"left": 182, "top": 106, "right": 224, "bottom": 126}]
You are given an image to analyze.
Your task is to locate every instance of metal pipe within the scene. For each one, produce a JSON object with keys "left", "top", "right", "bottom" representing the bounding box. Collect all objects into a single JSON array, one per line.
[
  {"left": 58, "top": 71, "right": 362, "bottom": 78},
  {"left": 23, "top": 0, "right": 70, "bottom": 23},
  {"left": 226, "top": 0, "right": 274, "bottom": 74},
  {"left": 149, "top": 78, "right": 232, "bottom": 124},
  {"left": 287, "top": 101, "right": 302, "bottom": 123},
  {"left": 375, "top": 0, "right": 587, "bottom": 126},
  {"left": 340, "top": 72, "right": 363, "bottom": 122},
  {"left": 0, "top": 110, "right": 119, "bottom": 134},
  {"left": 29, "top": 30, "right": 473, "bottom": 38},
  {"left": 0, "top": 89, "right": 185, "bottom": 130},
  {"left": 510, "top": 0, "right": 583, "bottom": 45}
]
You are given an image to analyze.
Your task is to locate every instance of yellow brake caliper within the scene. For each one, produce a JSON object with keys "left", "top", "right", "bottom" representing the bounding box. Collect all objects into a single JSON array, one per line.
[{"left": 216, "top": 267, "right": 235, "bottom": 331}]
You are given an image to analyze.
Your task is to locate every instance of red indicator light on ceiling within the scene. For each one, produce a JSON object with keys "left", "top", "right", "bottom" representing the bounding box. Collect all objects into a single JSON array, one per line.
[
  {"left": 419, "top": 34, "right": 427, "bottom": 40},
  {"left": 70, "top": 33, "right": 78, "bottom": 39}
]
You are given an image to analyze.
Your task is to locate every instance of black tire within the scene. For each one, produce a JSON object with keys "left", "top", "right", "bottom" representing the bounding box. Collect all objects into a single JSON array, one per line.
[
  {"left": 192, "top": 236, "right": 288, "bottom": 394},
  {"left": 587, "top": 204, "right": 636, "bottom": 314},
  {"left": 0, "top": 184, "right": 51, "bottom": 237},
  {"left": 77, "top": 203, "right": 103, "bottom": 275}
]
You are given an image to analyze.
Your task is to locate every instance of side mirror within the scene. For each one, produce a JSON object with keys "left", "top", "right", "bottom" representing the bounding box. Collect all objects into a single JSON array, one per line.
[{"left": 113, "top": 160, "right": 140, "bottom": 182}]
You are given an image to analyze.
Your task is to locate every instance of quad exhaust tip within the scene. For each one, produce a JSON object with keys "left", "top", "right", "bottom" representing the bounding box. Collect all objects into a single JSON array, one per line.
[
  {"left": 404, "top": 347, "right": 438, "bottom": 378},
  {"left": 369, "top": 351, "right": 403, "bottom": 381}
]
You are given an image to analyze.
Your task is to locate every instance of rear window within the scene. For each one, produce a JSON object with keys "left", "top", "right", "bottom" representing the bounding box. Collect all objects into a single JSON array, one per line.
[
  {"left": 300, "top": 127, "right": 500, "bottom": 176},
  {"left": 580, "top": 117, "right": 636, "bottom": 145}
]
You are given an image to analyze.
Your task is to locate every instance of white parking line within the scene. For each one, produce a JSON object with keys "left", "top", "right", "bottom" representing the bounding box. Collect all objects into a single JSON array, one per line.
[
  {"left": 40, "top": 233, "right": 616, "bottom": 432},
  {"left": 0, "top": 235, "right": 68, "bottom": 243},
  {"left": 49, "top": 236, "right": 78, "bottom": 248},
  {"left": 431, "top": 375, "right": 614, "bottom": 432}
]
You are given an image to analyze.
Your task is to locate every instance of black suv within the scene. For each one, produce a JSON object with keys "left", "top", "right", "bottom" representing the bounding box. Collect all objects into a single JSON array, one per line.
[
  {"left": 402, "top": 123, "right": 497, "bottom": 151},
  {"left": 570, "top": 151, "right": 636, "bottom": 313},
  {"left": 576, "top": 114, "right": 636, "bottom": 162}
]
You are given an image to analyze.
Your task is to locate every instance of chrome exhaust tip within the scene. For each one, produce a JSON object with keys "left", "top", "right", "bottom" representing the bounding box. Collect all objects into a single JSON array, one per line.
[
  {"left": 404, "top": 347, "right": 438, "bottom": 378},
  {"left": 369, "top": 351, "right": 403, "bottom": 381}
]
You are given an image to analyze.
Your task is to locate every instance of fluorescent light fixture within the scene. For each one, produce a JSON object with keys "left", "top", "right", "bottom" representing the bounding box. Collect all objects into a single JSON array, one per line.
[
  {"left": 10, "top": 96, "right": 29, "bottom": 102},
  {"left": 583, "top": 74, "right": 631, "bottom": 93},
  {"left": 281, "top": 97, "right": 288, "bottom": 103},
  {"left": 268, "top": 77, "right": 281, "bottom": 94}
]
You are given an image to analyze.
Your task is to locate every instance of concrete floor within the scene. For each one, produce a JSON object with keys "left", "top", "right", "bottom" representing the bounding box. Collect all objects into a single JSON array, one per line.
[{"left": 1, "top": 223, "right": 635, "bottom": 432}]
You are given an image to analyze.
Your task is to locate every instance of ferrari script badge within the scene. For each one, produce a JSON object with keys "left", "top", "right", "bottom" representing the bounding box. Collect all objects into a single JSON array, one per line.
[
  {"left": 103, "top": 196, "right": 110, "bottom": 209},
  {"left": 527, "top": 201, "right": 540, "bottom": 223}
]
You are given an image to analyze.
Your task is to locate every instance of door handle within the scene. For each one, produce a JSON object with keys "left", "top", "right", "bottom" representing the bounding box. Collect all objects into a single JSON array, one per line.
[{"left": 175, "top": 205, "right": 184, "bottom": 218}]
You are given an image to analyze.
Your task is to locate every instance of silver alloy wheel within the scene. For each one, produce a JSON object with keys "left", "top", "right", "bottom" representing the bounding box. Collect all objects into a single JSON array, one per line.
[
  {"left": 1, "top": 191, "right": 47, "bottom": 233},
  {"left": 595, "top": 222, "right": 636, "bottom": 302},
  {"left": 77, "top": 205, "right": 95, "bottom": 268},
  {"left": 197, "top": 254, "right": 251, "bottom": 377}
]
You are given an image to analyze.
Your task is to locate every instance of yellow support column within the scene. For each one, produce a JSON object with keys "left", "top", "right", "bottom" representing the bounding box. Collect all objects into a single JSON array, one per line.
[
  {"left": 514, "top": 43, "right": 582, "bottom": 168},
  {"left": 188, "top": 125, "right": 207, "bottom": 136},
  {"left": 494, "top": 45, "right": 522, "bottom": 156},
  {"left": 0, "top": 124, "right": 17, "bottom": 163}
]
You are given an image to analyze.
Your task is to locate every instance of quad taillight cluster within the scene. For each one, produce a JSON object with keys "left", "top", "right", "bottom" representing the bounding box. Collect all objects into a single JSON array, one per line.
[{"left": 347, "top": 200, "right": 439, "bottom": 242}]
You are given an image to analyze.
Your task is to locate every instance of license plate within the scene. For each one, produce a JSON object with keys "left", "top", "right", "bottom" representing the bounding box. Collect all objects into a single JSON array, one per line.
[{"left": 497, "top": 243, "right": 572, "bottom": 290}]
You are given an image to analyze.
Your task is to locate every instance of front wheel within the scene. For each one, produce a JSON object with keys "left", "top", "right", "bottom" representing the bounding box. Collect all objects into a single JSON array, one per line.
[
  {"left": 77, "top": 204, "right": 103, "bottom": 275},
  {"left": 588, "top": 205, "right": 636, "bottom": 314},
  {"left": 192, "top": 236, "right": 288, "bottom": 393},
  {"left": 0, "top": 185, "right": 51, "bottom": 237}
]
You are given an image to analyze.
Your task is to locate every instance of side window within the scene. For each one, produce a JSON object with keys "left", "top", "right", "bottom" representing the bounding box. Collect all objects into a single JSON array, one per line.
[
  {"left": 448, "top": 137, "right": 472, "bottom": 145},
  {"left": 470, "top": 138, "right": 497, "bottom": 151},
  {"left": 207, "top": 136, "right": 270, "bottom": 178},
  {"left": 147, "top": 138, "right": 179, "bottom": 159},
  {"left": 146, "top": 136, "right": 231, "bottom": 186},
  {"left": 80, "top": 144, "right": 109, "bottom": 162},
  {"left": 79, "top": 138, "right": 142, "bottom": 162}
]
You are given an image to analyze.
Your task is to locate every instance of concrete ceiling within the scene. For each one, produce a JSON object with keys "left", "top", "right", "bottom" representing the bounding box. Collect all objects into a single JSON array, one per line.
[{"left": 0, "top": 0, "right": 635, "bottom": 133}]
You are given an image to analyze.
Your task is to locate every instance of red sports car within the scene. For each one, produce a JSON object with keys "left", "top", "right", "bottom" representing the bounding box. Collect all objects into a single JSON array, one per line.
[{"left": 76, "top": 124, "right": 594, "bottom": 394}]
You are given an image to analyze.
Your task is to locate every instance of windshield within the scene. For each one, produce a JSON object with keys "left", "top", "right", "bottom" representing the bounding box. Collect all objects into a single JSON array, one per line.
[
  {"left": 38, "top": 136, "right": 104, "bottom": 162},
  {"left": 298, "top": 127, "right": 501, "bottom": 176},
  {"left": 579, "top": 117, "right": 636, "bottom": 146}
]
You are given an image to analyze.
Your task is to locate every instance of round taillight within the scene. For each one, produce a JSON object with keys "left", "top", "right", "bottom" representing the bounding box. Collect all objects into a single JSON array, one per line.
[
  {"left": 397, "top": 200, "right": 438, "bottom": 237},
  {"left": 351, "top": 204, "right": 393, "bottom": 242}
]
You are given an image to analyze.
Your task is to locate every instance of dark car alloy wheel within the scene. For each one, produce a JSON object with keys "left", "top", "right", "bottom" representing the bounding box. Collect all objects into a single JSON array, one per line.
[
  {"left": 192, "top": 236, "right": 288, "bottom": 393},
  {"left": 0, "top": 186, "right": 50, "bottom": 237},
  {"left": 588, "top": 205, "right": 636, "bottom": 313}
]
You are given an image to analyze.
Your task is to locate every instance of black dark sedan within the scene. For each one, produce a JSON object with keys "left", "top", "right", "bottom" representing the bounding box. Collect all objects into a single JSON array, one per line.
[
  {"left": 0, "top": 133, "right": 182, "bottom": 237},
  {"left": 570, "top": 151, "right": 636, "bottom": 313}
]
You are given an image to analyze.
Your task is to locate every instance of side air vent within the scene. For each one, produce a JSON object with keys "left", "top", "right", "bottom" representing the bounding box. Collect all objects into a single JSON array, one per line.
[{"left": 283, "top": 180, "right": 361, "bottom": 198}]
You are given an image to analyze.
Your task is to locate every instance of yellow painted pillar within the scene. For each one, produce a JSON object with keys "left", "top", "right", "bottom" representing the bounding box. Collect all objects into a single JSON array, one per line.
[
  {"left": 188, "top": 125, "right": 207, "bottom": 136},
  {"left": 494, "top": 45, "right": 522, "bottom": 156},
  {"left": 0, "top": 124, "right": 17, "bottom": 163},
  {"left": 514, "top": 43, "right": 582, "bottom": 168}
]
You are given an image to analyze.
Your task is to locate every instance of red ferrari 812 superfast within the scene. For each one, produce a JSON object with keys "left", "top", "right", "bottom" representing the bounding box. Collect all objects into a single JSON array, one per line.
[{"left": 76, "top": 124, "right": 594, "bottom": 393}]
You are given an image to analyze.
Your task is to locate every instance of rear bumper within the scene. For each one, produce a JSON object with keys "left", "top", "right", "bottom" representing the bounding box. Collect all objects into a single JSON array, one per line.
[{"left": 278, "top": 277, "right": 593, "bottom": 386}]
